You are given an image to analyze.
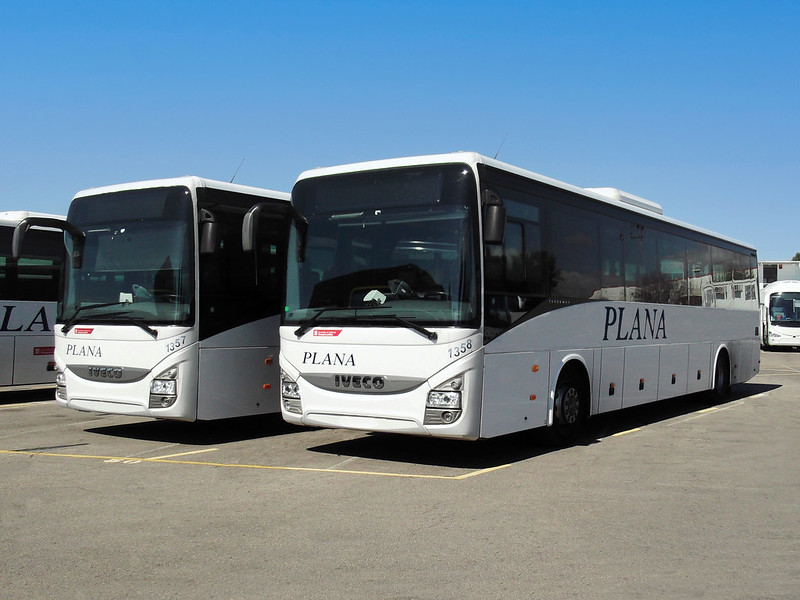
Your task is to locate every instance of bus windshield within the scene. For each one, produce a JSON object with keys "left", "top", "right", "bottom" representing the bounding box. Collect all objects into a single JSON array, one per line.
[
  {"left": 61, "top": 186, "right": 195, "bottom": 327},
  {"left": 769, "top": 291, "right": 800, "bottom": 326},
  {"left": 285, "top": 163, "right": 479, "bottom": 330}
]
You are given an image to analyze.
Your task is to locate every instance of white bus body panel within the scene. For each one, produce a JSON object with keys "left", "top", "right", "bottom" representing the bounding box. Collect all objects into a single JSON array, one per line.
[
  {"left": 56, "top": 325, "right": 200, "bottom": 419},
  {"left": 480, "top": 302, "right": 759, "bottom": 438},
  {"left": 56, "top": 315, "right": 281, "bottom": 420},
  {"left": 283, "top": 302, "right": 759, "bottom": 440},
  {"left": 480, "top": 350, "right": 551, "bottom": 438},
  {"left": 657, "top": 344, "right": 689, "bottom": 400},
  {"left": 196, "top": 315, "right": 281, "bottom": 420},
  {"left": 597, "top": 347, "right": 624, "bottom": 414},
  {"left": 763, "top": 327, "right": 800, "bottom": 347},
  {"left": 280, "top": 328, "right": 484, "bottom": 439},
  {"left": 0, "top": 302, "right": 56, "bottom": 386},
  {"left": 622, "top": 346, "right": 659, "bottom": 407},
  {"left": 0, "top": 338, "right": 10, "bottom": 385}
]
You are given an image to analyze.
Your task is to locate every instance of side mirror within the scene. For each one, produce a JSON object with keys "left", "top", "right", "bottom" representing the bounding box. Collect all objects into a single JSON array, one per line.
[
  {"left": 242, "top": 201, "right": 307, "bottom": 261},
  {"left": 199, "top": 209, "right": 219, "bottom": 254},
  {"left": 293, "top": 207, "right": 308, "bottom": 263},
  {"left": 482, "top": 190, "right": 506, "bottom": 245},
  {"left": 242, "top": 203, "right": 269, "bottom": 253},
  {"left": 13, "top": 216, "right": 85, "bottom": 268}
]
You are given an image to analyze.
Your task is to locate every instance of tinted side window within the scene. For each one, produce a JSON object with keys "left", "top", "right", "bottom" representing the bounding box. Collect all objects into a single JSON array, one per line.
[
  {"left": 549, "top": 205, "right": 600, "bottom": 299},
  {"left": 0, "top": 227, "right": 63, "bottom": 301},
  {"left": 658, "top": 232, "right": 688, "bottom": 305},
  {"left": 763, "top": 264, "right": 777, "bottom": 284},
  {"left": 482, "top": 186, "right": 549, "bottom": 336},
  {"left": 198, "top": 189, "right": 289, "bottom": 339}
]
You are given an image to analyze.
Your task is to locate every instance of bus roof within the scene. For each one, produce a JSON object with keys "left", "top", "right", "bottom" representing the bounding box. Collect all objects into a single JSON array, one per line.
[
  {"left": 73, "top": 176, "right": 290, "bottom": 202},
  {"left": 763, "top": 280, "right": 800, "bottom": 294},
  {"left": 295, "top": 151, "right": 756, "bottom": 253},
  {"left": 0, "top": 210, "right": 65, "bottom": 227}
]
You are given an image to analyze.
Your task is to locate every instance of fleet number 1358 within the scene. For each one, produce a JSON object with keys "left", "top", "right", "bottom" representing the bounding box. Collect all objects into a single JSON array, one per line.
[{"left": 448, "top": 339, "right": 473, "bottom": 359}]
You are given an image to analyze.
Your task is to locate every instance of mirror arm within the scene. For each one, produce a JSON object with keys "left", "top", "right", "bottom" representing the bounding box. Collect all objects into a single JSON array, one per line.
[{"left": 13, "top": 217, "right": 85, "bottom": 268}]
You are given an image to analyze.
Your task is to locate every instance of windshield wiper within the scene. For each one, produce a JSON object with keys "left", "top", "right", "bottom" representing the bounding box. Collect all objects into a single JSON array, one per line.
[
  {"left": 108, "top": 314, "right": 159, "bottom": 339},
  {"left": 61, "top": 302, "right": 158, "bottom": 338},
  {"left": 355, "top": 304, "right": 439, "bottom": 342},
  {"left": 293, "top": 307, "right": 438, "bottom": 342},
  {"left": 61, "top": 301, "right": 132, "bottom": 334},
  {"left": 360, "top": 313, "right": 438, "bottom": 342}
]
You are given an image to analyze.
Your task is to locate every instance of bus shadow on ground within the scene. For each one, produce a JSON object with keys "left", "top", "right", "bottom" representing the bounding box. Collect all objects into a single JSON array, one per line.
[
  {"left": 306, "top": 382, "right": 780, "bottom": 470},
  {"left": 0, "top": 387, "right": 55, "bottom": 405},
  {"left": 82, "top": 382, "right": 778, "bottom": 458},
  {"left": 86, "top": 412, "right": 297, "bottom": 445}
]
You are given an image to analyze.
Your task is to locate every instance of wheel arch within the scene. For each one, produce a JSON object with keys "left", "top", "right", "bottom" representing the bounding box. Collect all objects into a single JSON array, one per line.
[{"left": 712, "top": 344, "right": 731, "bottom": 390}]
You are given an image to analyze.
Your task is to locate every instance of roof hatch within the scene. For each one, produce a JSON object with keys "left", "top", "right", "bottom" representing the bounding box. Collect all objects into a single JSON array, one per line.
[{"left": 585, "top": 187, "right": 663, "bottom": 215}]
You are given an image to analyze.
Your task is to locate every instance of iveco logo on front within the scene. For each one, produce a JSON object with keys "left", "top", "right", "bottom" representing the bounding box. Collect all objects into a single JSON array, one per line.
[
  {"left": 334, "top": 375, "right": 385, "bottom": 390},
  {"left": 88, "top": 366, "right": 123, "bottom": 379}
]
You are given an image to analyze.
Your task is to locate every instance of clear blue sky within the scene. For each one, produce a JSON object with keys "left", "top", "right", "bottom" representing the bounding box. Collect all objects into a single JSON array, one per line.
[{"left": 2, "top": 1, "right": 798, "bottom": 260}]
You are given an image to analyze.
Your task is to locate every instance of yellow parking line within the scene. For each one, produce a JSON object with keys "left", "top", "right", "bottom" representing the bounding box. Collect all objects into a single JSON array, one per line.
[
  {"left": 0, "top": 400, "right": 52, "bottom": 409},
  {"left": 148, "top": 448, "right": 219, "bottom": 460},
  {"left": 0, "top": 449, "right": 503, "bottom": 480},
  {"left": 611, "top": 427, "right": 641, "bottom": 437},
  {"left": 452, "top": 463, "right": 512, "bottom": 479}
]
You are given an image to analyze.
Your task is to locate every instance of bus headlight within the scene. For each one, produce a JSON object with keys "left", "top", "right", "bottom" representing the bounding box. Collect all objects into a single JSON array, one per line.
[
  {"left": 149, "top": 366, "right": 178, "bottom": 408},
  {"left": 426, "top": 390, "right": 461, "bottom": 408},
  {"left": 425, "top": 376, "right": 463, "bottom": 425},
  {"left": 281, "top": 370, "right": 302, "bottom": 414},
  {"left": 55, "top": 369, "right": 67, "bottom": 401}
]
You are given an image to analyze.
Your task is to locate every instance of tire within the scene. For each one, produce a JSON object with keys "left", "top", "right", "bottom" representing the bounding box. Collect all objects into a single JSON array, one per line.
[
  {"left": 548, "top": 368, "right": 587, "bottom": 445},
  {"left": 710, "top": 352, "right": 731, "bottom": 402}
]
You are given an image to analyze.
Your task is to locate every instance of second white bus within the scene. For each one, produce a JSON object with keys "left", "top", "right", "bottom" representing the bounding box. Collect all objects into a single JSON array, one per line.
[
  {"left": 761, "top": 280, "right": 800, "bottom": 349},
  {"left": 14, "top": 177, "right": 293, "bottom": 420},
  {"left": 279, "top": 152, "right": 760, "bottom": 441}
]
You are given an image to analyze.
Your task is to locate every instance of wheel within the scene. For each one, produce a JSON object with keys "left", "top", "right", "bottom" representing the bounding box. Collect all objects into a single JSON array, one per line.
[
  {"left": 710, "top": 352, "right": 731, "bottom": 402},
  {"left": 549, "top": 368, "right": 587, "bottom": 445},
  {"left": 555, "top": 382, "right": 581, "bottom": 427}
]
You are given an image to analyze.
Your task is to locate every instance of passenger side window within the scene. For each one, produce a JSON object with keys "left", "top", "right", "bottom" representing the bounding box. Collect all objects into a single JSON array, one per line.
[
  {"left": 550, "top": 205, "right": 600, "bottom": 299},
  {"left": 485, "top": 221, "right": 523, "bottom": 289},
  {"left": 483, "top": 187, "right": 548, "bottom": 337}
]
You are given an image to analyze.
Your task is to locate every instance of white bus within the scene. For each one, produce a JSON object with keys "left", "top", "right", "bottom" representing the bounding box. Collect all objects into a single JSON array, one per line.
[
  {"left": 761, "top": 280, "right": 800, "bottom": 349},
  {"left": 13, "top": 177, "right": 293, "bottom": 420},
  {"left": 1, "top": 211, "right": 64, "bottom": 389},
  {"left": 759, "top": 261, "right": 800, "bottom": 290},
  {"left": 279, "top": 152, "right": 761, "bottom": 441}
]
